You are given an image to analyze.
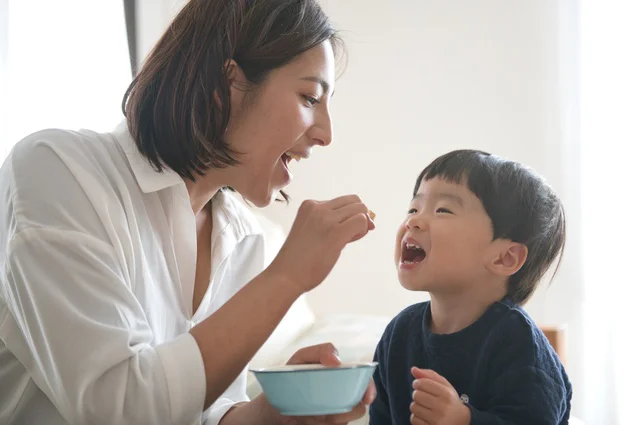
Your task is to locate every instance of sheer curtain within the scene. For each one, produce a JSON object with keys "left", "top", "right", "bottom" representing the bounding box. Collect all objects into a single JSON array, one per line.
[
  {"left": 0, "top": 0, "right": 132, "bottom": 159},
  {"left": 580, "top": 1, "right": 640, "bottom": 424}
]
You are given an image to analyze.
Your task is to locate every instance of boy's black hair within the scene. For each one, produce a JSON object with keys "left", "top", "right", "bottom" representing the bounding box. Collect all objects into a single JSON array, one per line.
[{"left": 414, "top": 149, "right": 566, "bottom": 305}]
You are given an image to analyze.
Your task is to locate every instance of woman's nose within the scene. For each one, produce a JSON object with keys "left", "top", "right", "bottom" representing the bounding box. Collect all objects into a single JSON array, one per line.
[{"left": 312, "top": 108, "right": 332, "bottom": 146}]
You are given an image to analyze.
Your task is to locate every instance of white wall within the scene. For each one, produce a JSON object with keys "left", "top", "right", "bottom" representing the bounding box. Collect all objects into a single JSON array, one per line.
[
  {"left": 136, "top": 0, "right": 188, "bottom": 62},
  {"left": 261, "top": 0, "right": 585, "bottom": 417},
  {"left": 1, "top": 1, "right": 131, "bottom": 159},
  {"left": 137, "top": 0, "right": 584, "bottom": 418}
]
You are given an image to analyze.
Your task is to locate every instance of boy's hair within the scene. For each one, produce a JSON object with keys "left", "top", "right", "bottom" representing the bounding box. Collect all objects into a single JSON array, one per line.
[{"left": 414, "top": 149, "right": 566, "bottom": 305}]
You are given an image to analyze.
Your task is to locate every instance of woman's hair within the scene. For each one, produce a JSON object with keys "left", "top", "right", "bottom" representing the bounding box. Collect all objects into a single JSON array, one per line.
[
  {"left": 122, "top": 0, "right": 342, "bottom": 192},
  {"left": 414, "top": 150, "right": 566, "bottom": 305}
]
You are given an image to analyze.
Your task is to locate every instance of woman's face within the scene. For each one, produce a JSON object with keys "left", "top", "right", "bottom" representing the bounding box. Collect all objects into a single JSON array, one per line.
[{"left": 223, "top": 40, "right": 335, "bottom": 207}]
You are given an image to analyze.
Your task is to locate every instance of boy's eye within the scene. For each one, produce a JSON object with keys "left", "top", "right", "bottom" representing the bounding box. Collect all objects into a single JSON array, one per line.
[
  {"left": 436, "top": 207, "right": 453, "bottom": 214},
  {"left": 408, "top": 208, "right": 418, "bottom": 214},
  {"left": 303, "top": 95, "right": 320, "bottom": 106}
]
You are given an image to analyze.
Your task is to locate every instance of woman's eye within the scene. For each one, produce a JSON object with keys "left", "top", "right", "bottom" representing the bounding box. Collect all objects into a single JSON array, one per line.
[
  {"left": 436, "top": 208, "right": 453, "bottom": 214},
  {"left": 408, "top": 208, "right": 418, "bottom": 214},
  {"left": 303, "top": 95, "right": 320, "bottom": 106}
]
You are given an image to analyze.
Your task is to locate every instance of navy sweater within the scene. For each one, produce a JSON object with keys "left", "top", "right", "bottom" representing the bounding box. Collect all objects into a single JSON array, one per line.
[{"left": 369, "top": 299, "right": 572, "bottom": 425}]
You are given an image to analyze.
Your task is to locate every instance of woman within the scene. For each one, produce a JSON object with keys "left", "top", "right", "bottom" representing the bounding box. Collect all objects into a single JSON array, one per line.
[{"left": 0, "top": 1, "right": 375, "bottom": 424}]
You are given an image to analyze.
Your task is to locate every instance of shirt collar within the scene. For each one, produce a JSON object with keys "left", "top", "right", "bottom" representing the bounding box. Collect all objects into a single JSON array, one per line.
[
  {"left": 214, "top": 190, "right": 264, "bottom": 239},
  {"left": 112, "top": 120, "right": 184, "bottom": 194},
  {"left": 112, "top": 121, "right": 264, "bottom": 237}
]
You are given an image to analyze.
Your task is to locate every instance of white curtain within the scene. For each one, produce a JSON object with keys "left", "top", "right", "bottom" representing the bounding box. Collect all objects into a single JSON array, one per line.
[
  {"left": 580, "top": 1, "right": 640, "bottom": 425},
  {"left": 0, "top": 0, "right": 132, "bottom": 159}
]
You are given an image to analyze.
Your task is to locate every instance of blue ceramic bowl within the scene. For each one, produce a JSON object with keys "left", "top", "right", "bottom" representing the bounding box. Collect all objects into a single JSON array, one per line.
[{"left": 250, "top": 362, "right": 378, "bottom": 416}]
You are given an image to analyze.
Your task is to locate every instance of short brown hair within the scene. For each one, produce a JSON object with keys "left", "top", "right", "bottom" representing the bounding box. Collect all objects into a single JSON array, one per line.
[
  {"left": 414, "top": 150, "right": 566, "bottom": 305},
  {"left": 122, "top": 0, "right": 342, "bottom": 184}
]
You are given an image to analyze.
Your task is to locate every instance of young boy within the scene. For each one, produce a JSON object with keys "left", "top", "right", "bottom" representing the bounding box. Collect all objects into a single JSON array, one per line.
[{"left": 369, "top": 150, "right": 571, "bottom": 425}]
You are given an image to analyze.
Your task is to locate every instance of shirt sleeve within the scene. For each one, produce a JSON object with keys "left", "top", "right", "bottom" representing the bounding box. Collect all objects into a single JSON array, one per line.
[
  {"left": 203, "top": 366, "right": 250, "bottom": 425},
  {"left": 368, "top": 334, "right": 392, "bottom": 424},
  {"left": 0, "top": 139, "right": 206, "bottom": 425},
  {"left": 1, "top": 228, "right": 206, "bottom": 425},
  {"left": 465, "top": 312, "right": 572, "bottom": 425},
  {"left": 467, "top": 365, "right": 571, "bottom": 425}
]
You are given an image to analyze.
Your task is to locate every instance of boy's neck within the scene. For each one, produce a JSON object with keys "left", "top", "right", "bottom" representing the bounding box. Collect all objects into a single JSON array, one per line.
[{"left": 428, "top": 284, "right": 507, "bottom": 335}]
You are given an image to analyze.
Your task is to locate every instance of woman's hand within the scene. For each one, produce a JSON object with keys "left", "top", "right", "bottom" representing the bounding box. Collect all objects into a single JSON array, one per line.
[
  {"left": 267, "top": 195, "right": 375, "bottom": 295},
  {"left": 275, "top": 343, "right": 376, "bottom": 425}
]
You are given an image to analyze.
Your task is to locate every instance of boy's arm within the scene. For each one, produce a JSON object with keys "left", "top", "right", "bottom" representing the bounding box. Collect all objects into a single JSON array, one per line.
[
  {"left": 466, "top": 365, "right": 571, "bottom": 425},
  {"left": 368, "top": 342, "right": 392, "bottom": 424}
]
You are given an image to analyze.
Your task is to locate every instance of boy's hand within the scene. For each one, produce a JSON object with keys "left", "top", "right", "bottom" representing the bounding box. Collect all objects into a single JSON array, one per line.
[{"left": 410, "top": 367, "right": 470, "bottom": 425}]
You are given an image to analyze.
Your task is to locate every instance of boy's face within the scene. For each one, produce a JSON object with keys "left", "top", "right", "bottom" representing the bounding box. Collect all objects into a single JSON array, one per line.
[{"left": 395, "top": 178, "right": 496, "bottom": 294}]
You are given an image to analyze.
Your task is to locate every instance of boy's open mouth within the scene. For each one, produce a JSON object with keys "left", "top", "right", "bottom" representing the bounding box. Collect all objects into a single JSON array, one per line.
[{"left": 401, "top": 241, "right": 426, "bottom": 264}]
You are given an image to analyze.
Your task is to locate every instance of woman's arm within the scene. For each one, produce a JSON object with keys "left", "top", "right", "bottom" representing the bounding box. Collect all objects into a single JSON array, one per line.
[
  {"left": 1, "top": 138, "right": 372, "bottom": 424},
  {"left": 190, "top": 266, "right": 299, "bottom": 408},
  {"left": 216, "top": 395, "right": 279, "bottom": 425},
  {"left": 192, "top": 196, "right": 374, "bottom": 409}
]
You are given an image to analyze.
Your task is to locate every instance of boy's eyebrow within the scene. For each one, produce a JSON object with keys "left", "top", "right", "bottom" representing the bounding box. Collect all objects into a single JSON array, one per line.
[
  {"left": 413, "top": 192, "right": 465, "bottom": 207},
  {"left": 300, "top": 76, "right": 335, "bottom": 97}
]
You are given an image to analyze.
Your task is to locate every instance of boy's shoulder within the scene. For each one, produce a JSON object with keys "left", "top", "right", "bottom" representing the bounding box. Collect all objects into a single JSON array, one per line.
[
  {"left": 386, "top": 301, "right": 428, "bottom": 331},
  {"left": 377, "top": 302, "right": 427, "bottom": 345},
  {"left": 488, "top": 299, "right": 565, "bottom": 373}
]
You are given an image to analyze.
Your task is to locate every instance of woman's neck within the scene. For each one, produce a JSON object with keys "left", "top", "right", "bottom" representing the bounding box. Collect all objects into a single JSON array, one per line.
[{"left": 183, "top": 170, "right": 227, "bottom": 215}]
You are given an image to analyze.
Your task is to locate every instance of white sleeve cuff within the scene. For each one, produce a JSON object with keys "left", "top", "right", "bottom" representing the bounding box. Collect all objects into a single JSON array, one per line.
[
  {"left": 203, "top": 399, "right": 247, "bottom": 425},
  {"left": 156, "top": 332, "right": 206, "bottom": 425}
]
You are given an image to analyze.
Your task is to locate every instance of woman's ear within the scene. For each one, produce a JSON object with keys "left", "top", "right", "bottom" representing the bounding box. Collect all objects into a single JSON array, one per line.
[
  {"left": 214, "top": 59, "right": 248, "bottom": 109},
  {"left": 225, "top": 59, "right": 246, "bottom": 87},
  {"left": 486, "top": 240, "right": 528, "bottom": 277}
]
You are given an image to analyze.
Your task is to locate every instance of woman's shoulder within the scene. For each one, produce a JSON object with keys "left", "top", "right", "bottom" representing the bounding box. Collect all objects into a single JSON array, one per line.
[
  {"left": 1, "top": 125, "right": 135, "bottom": 240},
  {"left": 8, "top": 126, "right": 126, "bottom": 181}
]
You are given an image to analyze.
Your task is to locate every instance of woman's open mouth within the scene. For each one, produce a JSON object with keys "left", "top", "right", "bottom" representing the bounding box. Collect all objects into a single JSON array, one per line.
[{"left": 280, "top": 151, "right": 302, "bottom": 172}]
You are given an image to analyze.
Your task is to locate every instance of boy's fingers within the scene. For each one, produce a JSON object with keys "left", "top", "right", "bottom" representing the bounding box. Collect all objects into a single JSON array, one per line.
[
  {"left": 412, "top": 389, "right": 438, "bottom": 408},
  {"left": 411, "top": 367, "right": 431, "bottom": 379},
  {"left": 410, "top": 401, "right": 433, "bottom": 422},
  {"left": 413, "top": 377, "right": 449, "bottom": 397},
  {"left": 412, "top": 367, "right": 454, "bottom": 388}
]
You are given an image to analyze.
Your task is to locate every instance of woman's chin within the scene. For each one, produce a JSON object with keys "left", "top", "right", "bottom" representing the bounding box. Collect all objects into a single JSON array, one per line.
[
  {"left": 242, "top": 187, "right": 280, "bottom": 208},
  {"left": 251, "top": 196, "right": 272, "bottom": 208}
]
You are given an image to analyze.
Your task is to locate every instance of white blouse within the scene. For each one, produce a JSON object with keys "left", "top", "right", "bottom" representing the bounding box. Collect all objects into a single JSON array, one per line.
[{"left": 0, "top": 122, "right": 271, "bottom": 425}]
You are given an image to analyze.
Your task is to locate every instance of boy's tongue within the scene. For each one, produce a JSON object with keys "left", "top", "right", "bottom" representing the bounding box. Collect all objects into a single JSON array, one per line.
[{"left": 403, "top": 246, "right": 426, "bottom": 263}]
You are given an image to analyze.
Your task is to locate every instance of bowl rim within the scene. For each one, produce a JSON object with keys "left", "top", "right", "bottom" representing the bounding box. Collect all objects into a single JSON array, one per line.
[{"left": 250, "top": 361, "right": 378, "bottom": 374}]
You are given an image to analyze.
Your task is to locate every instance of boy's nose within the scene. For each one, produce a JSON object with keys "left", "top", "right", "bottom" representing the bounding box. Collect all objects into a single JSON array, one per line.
[{"left": 406, "top": 215, "right": 427, "bottom": 230}]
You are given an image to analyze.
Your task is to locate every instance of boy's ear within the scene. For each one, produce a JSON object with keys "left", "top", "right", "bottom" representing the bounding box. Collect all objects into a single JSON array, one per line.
[{"left": 485, "top": 240, "right": 528, "bottom": 277}]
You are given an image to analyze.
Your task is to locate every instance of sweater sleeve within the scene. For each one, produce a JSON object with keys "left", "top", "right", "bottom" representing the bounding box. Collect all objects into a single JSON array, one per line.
[
  {"left": 368, "top": 338, "right": 392, "bottom": 425},
  {"left": 468, "top": 365, "right": 570, "bottom": 424}
]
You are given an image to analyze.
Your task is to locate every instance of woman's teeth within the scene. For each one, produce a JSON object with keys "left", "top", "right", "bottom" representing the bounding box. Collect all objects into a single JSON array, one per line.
[{"left": 283, "top": 152, "right": 302, "bottom": 162}]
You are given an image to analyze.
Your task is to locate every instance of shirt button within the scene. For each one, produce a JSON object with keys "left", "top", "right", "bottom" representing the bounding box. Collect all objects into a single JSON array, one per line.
[{"left": 460, "top": 394, "right": 470, "bottom": 404}]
